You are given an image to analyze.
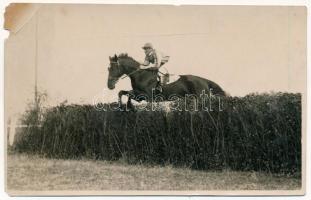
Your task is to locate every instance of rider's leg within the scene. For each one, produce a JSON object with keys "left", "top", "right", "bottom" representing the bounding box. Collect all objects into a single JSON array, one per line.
[{"left": 156, "top": 62, "right": 166, "bottom": 92}]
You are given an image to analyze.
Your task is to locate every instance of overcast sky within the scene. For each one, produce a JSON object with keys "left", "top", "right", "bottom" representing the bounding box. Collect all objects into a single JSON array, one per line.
[{"left": 5, "top": 4, "right": 307, "bottom": 118}]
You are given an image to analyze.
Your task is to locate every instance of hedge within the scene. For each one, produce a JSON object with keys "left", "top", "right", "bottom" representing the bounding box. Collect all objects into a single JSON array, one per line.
[{"left": 13, "top": 92, "right": 301, "bottom": 173}]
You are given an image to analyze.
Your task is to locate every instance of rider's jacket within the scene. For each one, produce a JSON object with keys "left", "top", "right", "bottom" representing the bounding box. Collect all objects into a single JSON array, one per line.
[{"left": 143, "top": 49, "right": 169, "bottom": 68}]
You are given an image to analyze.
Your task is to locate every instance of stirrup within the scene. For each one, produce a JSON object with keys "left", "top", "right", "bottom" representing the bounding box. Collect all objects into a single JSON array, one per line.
[{"left": 156, "top": 85, "right": 162, "bottom": 93}]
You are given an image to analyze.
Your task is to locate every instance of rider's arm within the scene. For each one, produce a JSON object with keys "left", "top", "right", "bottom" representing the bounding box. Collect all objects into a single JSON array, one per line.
[
  {"left": 141, "top": 58, "right": 150, "bottom": 66},
  {"left": 140, "top": 57, "right": 151, "bottom": 69},
  {"left": 141, "top": 53, "right": 161, "bottom": 69},
  {"left": 153, "top": 51, "right": 162, "bottom": 68},
  {"left": 140, "top": 59, "right": 154, "bottom": 69}
]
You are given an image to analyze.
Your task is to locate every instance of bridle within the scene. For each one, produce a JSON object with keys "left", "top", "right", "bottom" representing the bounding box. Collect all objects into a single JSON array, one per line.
[
  {"left": 109, "top": 60, "right": 140, "bottom": 80},
  {"left": 109, "top": 61, "right": 120, "bottom": 70},
  {"left": 108, "top": 61, "right": 122, "bottom": 84}
]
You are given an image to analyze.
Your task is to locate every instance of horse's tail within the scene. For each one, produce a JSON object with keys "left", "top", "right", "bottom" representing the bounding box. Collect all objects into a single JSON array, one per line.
[
  {"left": 224, "top": 91, "right": 231, "bottom": 97},
  {"left": 202, "top": 78, "right": 228, "bottom": 97},
  {"left": 206, "top": 80, "right": 227, "bottom": 97}
]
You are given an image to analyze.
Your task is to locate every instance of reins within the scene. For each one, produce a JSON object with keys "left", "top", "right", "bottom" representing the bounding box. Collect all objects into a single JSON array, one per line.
[
  {"left": 121, "top": 69, "right": 140, "bottom": 79},
  {"left": 122, "top": 68, "right": 171, "bottom": 79},
  {"left": 110, "top": 60, "right": 173, "bottom": 80}
]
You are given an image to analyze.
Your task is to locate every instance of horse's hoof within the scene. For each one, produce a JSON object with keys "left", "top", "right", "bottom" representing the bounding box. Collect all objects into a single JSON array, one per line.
[
  {"left": 125, "top": 103, "right": 135, "bottom": 111},
  {"left": 118, "top": 104, "right": 126, "bottom": 111}
]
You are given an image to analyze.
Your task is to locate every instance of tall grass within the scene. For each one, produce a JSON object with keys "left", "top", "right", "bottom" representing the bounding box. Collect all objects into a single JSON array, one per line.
[
  {"left": 13, "top": 92, "right": 301, "bottom": 174},
  {"left": 13, "top": 92, "right": 47, "bottom": 153}
]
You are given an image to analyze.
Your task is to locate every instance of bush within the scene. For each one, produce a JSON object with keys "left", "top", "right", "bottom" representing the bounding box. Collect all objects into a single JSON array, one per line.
[{"left": 13, "top": 92, "right": 301, "bottom": 174}]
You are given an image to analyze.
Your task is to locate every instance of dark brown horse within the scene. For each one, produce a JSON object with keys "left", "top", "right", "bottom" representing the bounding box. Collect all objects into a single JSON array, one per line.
[{"left": 107, "top": 53, "right": 226, "bottom": 108}]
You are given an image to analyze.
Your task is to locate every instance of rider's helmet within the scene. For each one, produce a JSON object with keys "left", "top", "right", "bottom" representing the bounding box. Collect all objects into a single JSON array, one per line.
[{"left": 142, "top": 43, "right": 153, "bottom": 49}]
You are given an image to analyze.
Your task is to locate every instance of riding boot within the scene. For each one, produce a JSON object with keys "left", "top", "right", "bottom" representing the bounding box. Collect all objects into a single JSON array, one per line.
[
  {"left": 156, "top": 82, "right": 162, "bottom": 93},
  {"left": 156, "top": 75, "right": 162, "bottom": 92}
]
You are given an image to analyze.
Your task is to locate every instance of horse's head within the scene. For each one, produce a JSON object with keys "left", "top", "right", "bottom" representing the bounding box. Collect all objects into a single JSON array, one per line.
[
  {"left": 107, "top": 53, "right": 140, "bottom": 90},
  {"left": 107, "top": 54, "right": 124, "bottom": 89}
]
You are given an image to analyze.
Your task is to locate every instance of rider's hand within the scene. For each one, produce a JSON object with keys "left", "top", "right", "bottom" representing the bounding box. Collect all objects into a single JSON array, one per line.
[
  {"left": 149, "top": 67, "right": 158, "bottom": 71},
  {"left": 140, "top": 64, "right": 158, "bottom": 71}
]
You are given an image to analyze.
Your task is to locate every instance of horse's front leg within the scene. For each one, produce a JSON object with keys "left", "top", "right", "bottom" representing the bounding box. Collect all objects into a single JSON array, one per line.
[
  {"left": 118, "top": 90, "right": 134, "bottom": 111},
  {"left": 118, "top": 90, "right": 128, "bottom": 104},
  {"left": 126, "top": 90, "right": 135, "bottom": 111}
]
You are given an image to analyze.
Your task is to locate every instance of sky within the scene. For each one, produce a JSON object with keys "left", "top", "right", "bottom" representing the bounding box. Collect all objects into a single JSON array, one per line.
[{"left": 5, "top": 4, "right": 307, "bottom": 120}]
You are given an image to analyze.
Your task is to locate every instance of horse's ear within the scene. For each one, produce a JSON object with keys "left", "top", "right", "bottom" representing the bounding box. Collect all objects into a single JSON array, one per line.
[
  {"left": 114, "top": 54, "right": 118, "bottom": 60},
  {"left": 109, "top": 56, "right": 112, "bottom": 60}
]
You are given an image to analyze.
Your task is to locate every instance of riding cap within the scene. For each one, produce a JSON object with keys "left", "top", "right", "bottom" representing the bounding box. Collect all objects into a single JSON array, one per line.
[{"left": 142, "top": 43, "right": 153, "bottom": 49}]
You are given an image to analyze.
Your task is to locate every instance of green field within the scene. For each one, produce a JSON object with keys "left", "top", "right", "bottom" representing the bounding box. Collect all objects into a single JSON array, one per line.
[{"left": 7, "top": 153, "right": 301, "bottom": 191}]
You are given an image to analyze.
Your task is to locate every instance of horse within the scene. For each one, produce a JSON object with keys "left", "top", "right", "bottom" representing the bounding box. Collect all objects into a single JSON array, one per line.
[{"left": 107, "top": 53, "right": 226, "bottom": 109}]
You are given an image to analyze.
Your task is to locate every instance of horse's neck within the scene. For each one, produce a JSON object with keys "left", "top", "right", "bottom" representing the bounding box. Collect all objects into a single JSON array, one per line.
[
  {"left": 124, "top": 63, "right": 139, "bottom": 76},
  {"left": 120, "top": 58, "right": 157, "bottom": 92},
  {"left": 121, "top": 59, "right": 139, "bottom": 75},
  {"left": 129, "top": 69, "right": 158, "bottom": 92}
]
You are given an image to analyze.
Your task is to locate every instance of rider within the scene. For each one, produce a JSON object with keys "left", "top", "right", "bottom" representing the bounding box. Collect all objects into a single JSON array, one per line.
[{"left": 140, "top": 43, "right": 169, "bottom": 92}]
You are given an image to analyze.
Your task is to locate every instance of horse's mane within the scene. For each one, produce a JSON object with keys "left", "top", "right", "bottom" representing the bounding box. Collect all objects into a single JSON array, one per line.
[
  {"left": 118, "top": 53, "right": 133, "bottom": 59},
  {"left": 117, "top": 53, "right": 140, "bottom": 66}
]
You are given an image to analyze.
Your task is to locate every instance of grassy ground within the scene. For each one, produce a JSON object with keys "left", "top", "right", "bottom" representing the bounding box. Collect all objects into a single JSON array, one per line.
[{"left": 6, "top": 153, "right": 301, "bottom": 191}]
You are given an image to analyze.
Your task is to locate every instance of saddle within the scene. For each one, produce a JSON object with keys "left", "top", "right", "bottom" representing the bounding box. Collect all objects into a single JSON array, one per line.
[
  {"left": 161, "top": 73, "right": 170, "bottom": 85},
  {"left": 159, "top": 71, "right": 180, "bottom": 85}
]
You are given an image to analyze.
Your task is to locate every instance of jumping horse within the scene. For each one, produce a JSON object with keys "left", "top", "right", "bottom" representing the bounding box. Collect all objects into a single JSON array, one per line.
[{"left": 107, "top": 54, "right": 226, "bottom": 109}]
